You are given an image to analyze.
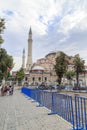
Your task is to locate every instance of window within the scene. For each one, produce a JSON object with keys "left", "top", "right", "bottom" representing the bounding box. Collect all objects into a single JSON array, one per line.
[
  {"left": 45, "top": 77, "right": 47, "bottom": 81},
  {"left": 25, "top": 77, "right": 28, "bottom": 81},
  {"left": 32, "top": 77, "right": 35, "bottom": 81},
  {"left": 38, "top": 77, "right": 41, "bottom": 81}
]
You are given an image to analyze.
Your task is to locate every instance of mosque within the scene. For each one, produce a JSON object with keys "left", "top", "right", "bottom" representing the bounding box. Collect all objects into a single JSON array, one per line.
[
  {"left": 22, "top": 27, "right": 57, "bottom": 86},
  {"left": 21, "top": 28, "right": 87, "bottom": 87}
]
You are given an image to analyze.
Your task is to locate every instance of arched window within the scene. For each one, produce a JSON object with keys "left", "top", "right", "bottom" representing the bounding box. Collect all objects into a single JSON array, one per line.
[
  {"left": 45, "top": 77, "right": 47, "bottom": 81},
  {"left": 32, "top": 77, "right": 35, "bottom": 81},
  {"left": 25, "top": 77, "right": 28, "bottom": 81},
  {"left": 38, "top": 77, "right": 41, "bottom": 81}
]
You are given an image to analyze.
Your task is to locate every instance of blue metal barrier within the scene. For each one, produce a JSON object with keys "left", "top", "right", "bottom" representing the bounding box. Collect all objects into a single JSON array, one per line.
[
  {"left": 21, "top": 87, "right": 31, "bottom": 97},
  {"left": 21, "top": 87, "right": 87, "bottom": 130},
  {"left": 73, "top": 96, "right": 87, "bottom": 130},
  {"left": 21, "top": 87, "right": 74, "bottom": 124},
  {"left": 40, "top": 91, "right": 52, "bottom": 109},
  {"left": 50, "top": 92, "right": 74, "bottom": 125}
]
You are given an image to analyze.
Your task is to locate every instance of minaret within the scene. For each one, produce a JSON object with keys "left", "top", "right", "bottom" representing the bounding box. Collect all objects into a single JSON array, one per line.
[
  {"left": 22, "top": 48, "right": 25, "bottom": 69},
  {"left": 26, "top": 27, "right": 33, "bottom": 71}
]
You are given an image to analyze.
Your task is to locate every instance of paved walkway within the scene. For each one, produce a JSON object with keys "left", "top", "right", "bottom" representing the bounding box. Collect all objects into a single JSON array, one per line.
[{"left": 0, "top": 89, "right": 72, "bottom": 130}]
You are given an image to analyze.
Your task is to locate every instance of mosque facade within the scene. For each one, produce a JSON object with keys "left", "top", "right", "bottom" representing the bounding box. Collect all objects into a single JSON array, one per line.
[{"left": 22, "top": 28, "right": 87, "bottom": 87}]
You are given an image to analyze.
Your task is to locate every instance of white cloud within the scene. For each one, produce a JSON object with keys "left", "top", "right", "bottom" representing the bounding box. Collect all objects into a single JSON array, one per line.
[
  {"left": 12, "top": 57, "right": 22, "bottom": 71},
  {"left": 0, "top": 0, "right": 67, "bottom": 35},
  {"left": 58, "top": 10, "right": 87, "bottom": 34},
  {"left": 59, "top": 35, "right": 69, "bottom": 43},
  {"left": 0, "top": 0, "right": 87, "bottom": 70}
]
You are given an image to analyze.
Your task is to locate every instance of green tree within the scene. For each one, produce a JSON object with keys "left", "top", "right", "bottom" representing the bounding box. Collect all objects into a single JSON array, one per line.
[
  {"left": 0, "top": 48, "right": 13, "bottom": 80},
  {"left": 0, "top": 18, "right": 5, "bottom": 45},
  {"left": 16, "top": 68, "right": 24, "bottom": 81},
  {"left": 66, "top": 70, "right": 75, "bottom": 85},
  {"left": 54, "top": 52, "right": 68, "bottom": 86},
  {"left": 73, "top": 54, "right": 85, "bottom": 87}
]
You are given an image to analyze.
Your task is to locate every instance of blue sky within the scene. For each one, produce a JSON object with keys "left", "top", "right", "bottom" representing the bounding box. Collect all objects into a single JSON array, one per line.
[{"left": 0, "top": 0, "right": 87, "bottom": 71}]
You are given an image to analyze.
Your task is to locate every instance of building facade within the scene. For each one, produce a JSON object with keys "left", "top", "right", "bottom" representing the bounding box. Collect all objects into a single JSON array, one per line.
[{"left": 21, "top": 28, "right": 87, "bottom": 87}]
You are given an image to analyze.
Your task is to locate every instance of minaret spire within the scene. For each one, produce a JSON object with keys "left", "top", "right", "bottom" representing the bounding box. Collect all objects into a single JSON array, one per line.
[
  {"left": 22, "top": 48, "right": 25, "bottom": 69},
  {"left": 26, "top": 27, "right": 33, "bottom": 71},
  {"left": 29, "top": 27, "right": 32, "bottom": 34}
]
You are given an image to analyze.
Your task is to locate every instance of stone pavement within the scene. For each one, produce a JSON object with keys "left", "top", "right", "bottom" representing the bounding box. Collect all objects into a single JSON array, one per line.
[{"left": 0, "top": 89, "right": 72, "bottom": 130}]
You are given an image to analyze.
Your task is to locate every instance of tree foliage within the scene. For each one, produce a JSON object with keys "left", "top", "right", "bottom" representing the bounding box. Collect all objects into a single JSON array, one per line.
[
  {"left": 16, "top": 68, "right": 24, "bottom": 81},
  {"left": 66, "top": 70, "right": 75, "bottom": 85},
  {"left": 54, "top": 52, "right": 68, "bottom": 86},
  {"left": 0, "top": 18, "right": 5, "bottom": 44},
  {"left": 0, "top": 48, "right": 13, "bottom": 80},
  {"left": 73, "top": 54, "right": 85, "bottom": 87},
  {"left": 66, "top": 70, "right": 75, "bottom": 80}
]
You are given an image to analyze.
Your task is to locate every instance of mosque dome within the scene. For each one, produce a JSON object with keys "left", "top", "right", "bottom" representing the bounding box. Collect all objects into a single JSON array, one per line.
[{"left": 32, "top": 66, "right": 44, "bottom": 71}]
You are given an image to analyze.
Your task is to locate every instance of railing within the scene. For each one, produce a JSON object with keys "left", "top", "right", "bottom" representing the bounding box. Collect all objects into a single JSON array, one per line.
[
  {"left": 73, "top": 96, "right": 87, "bottom": 130},
  {"left": 21, "top": 87, "right": 87, "bottom": 130},
  {"left": 51, "top": 93, "right": 74, "bottom": 124}
]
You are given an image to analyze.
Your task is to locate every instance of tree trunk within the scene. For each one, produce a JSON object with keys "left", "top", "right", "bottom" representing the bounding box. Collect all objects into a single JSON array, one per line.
[{"left": 76, "top": 72, "right": 79, "bottom": 88}]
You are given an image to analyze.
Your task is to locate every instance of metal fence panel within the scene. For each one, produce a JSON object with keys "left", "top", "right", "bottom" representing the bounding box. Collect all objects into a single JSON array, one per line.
[
  {"left": 21, "top": 87, "right": 87, "bottom": 130},
  {"left": 73, "top": 96, "right": 87, "bottom": 130}
]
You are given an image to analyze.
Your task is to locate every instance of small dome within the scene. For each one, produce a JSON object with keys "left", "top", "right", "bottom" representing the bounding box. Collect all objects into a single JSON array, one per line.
[
  {"left": 25, "top": 72, "right": 29, "bottom": 74},
  {"left": 32, "top": 66, "right": 44, "bottom": 70}
]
